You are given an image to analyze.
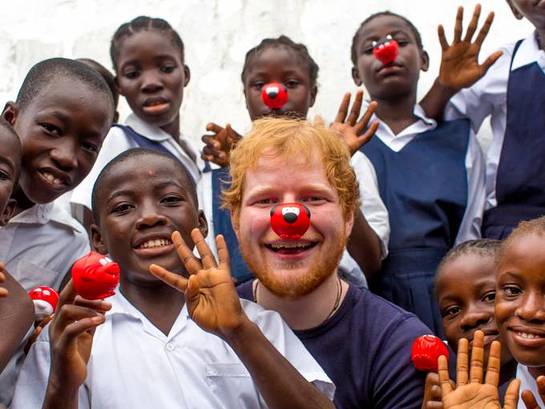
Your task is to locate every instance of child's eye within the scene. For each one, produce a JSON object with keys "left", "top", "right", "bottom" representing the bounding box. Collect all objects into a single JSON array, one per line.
[
  {"left": 363, "top": 46, "right": 374, "bottom": 55},
  {"left": 0, "top": 170, "right": 11, "bottom": 182},
  {"left": 123, "top": 70, "right": 140, "bottom": 80},
  {"left": 81, "top": 141, "right": 99, "bottom": 154},
  {"left": 285, "top": 79, "right": 299, "bottom": 89},
  {"left": 251, "top": 81, "right": 265, "bottom": 90},
  {"left": 481, "top": 291, "right": 496, "bottom": 303},
  {"left": 161, "top": 195, "right": 183, "bottom": 205},
  {"left": 40, "top": 123, "right": 62, "bottom": 137},
  {"left": 111, "top": 202, "right": 134, "bottom": 215},
  {"left": 160, "top": 65, "right": 176, "bottom": 74},
  {"left": 442, "top": 305, "right": 461, "bottom": 319},
  {"left": 396, "top": 40, "right": 410, "bottom": 47},
  {"left": 502, "top": 285, "right": 522, "bottom": 298}
]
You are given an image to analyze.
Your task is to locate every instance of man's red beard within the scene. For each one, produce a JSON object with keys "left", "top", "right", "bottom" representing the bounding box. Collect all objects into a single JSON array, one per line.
[{"left": 241, "top": 232, "right": 347, "bottom": 299}]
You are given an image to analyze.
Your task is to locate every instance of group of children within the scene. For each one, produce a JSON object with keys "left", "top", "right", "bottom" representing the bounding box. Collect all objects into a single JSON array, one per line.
[{"left": 0, "top": 0, "right": 542, "bottom": 407}]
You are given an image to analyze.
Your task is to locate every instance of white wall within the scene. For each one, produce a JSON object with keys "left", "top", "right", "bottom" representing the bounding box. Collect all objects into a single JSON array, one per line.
[{"left": 0, "top": 0, "right": 533, "bottom": 147}]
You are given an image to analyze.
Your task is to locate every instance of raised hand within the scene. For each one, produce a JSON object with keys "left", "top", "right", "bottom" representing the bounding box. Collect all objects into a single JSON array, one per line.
[
  {"left": 438, "top": 330, "right": 520, "bottom": 409},
  {"left": 422, "top": 372, "right": 443, "bottom": 409},
  {"left": 522, "top": 376, "right": 545, "bottom": 409},
  {"left": 330, "top": 90, "right": 379, "bottom": 155},
  {"left": 201, "top": 123, "right": 242, "bottom": 168},
  {"left": 47, "top": 282, "right": 111, "bottom": 390},
  {"left": 149, "top": 229, "right": 246, "bottom": 340},
  {"left": 437, "top": 4, "right": 503, "bottom": 91}
]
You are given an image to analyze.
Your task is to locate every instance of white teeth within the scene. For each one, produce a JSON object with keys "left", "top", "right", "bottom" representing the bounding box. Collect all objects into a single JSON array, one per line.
[
  {"left": 41, "top": 171, "right": 64, "bottom": 186},
  {"left": 516, "top": 331, "right": 543, "bottom": 339},
  {"left": 138, "top": 239, "right": 172, "bottom": 249},
  {"left": 270, "top": 242, "right": 310, "bottom": 250}
]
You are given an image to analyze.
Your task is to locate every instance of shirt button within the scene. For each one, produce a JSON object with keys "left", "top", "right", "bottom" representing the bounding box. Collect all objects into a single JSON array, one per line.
[{"left": 166, "top": 342, "right": 175, "bottom": 352}]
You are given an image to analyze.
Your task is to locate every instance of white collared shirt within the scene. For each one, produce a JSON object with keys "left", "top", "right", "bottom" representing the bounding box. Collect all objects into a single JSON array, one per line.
[
  {"left": 71, "top": 113, "right": 201, "bottom": 211},
  {"left": 516, "top": 364, "right": 545, "bottom": 408},
  {"left": 0, "top": 202, "right": 89, "bottom": 291},
  {"left": 445, "top": 31, "right": 545, "bottom": 210},
  {"left": 368, "top": 104, "right": 486, "bottom": 244},
  {"left": 12, "top": 291, "right": 334, "bottom": 409},
  {"left": 199, "top": 150, "right": 390, "bottom": 289}
]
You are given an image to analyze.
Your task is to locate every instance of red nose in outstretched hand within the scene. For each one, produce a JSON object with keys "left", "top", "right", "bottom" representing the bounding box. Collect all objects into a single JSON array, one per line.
[
  {"left": 71, "top": 251, "right": 120, "bottom": 300},
  {"left": 411, "top": 334, "right": 450, "bottom": 372},
  {"left": 261, "top": 82, "right": 288, "bottom": 110},
  {"left": 373, "top": 37, "right": 399, "bottom": 65},
  {"left": 28, "top": 286, "right": 60, "bottom": 320},
  {"left": 270, "top": 203, "right": 311, "bottom": 240}
]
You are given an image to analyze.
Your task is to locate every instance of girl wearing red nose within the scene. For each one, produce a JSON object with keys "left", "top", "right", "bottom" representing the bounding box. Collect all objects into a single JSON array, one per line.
[{"left": 351, "top": 10, "right": 488, "bottom": 336}]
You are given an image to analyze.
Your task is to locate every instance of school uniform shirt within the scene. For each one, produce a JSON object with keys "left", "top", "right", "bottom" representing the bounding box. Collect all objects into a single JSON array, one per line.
[
  {"left": 516, "top": 364, "right": 545, "bottom": 409},
  {"left": 11, "top": 291, "right": 334, "bottom": 409},
  {"left": 0, "top": 202, "right": 89, "bottom": 406},
  {"left": 368, "top": 104, "right": 486, "bottom": 243},
  {"left": 70, "top": 113, "right": 201, "bottom": 211},
  {"left": 445, "top": 31, "right": 544, "bottom": 211},
  {"left": 199, "top": 151, "right": 390, "bottom": 288}
]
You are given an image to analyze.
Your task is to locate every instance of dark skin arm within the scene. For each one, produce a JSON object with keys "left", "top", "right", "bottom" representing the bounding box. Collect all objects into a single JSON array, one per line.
[
  {"left": 42, "top": 282, "right": 111, "bottom": 409},
  {"left": 149, "top": 229, "right": 334, "bottom": 409},
  {"left": 0, "top": 265, "right": 34, "bottom": 371},
  {"left": 328, "top": 91, "right": 382, "bottom": 277},
  {"left": 420, "top": 4, "right": 502, "bottom": 121}
]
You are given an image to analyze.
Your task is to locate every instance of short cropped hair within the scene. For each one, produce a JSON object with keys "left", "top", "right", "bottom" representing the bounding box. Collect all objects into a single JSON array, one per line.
[
  {"left": 91, "top": 148, "right": 197, "bottom": 223},
  {"left": 500, "top": 216, "right": 545, "bottom": 262},
  {"left": 222, "top": 118, "right": 359, "bottom": 220},
  {"left": 436, "top": 239, "right": 501, "bottom": 281},
  {"left": 16, "top": 58, "right": 114, "bottom": 113}
]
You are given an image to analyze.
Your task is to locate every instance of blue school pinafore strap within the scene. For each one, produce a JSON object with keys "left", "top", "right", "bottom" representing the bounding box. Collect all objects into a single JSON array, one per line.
[
  {"left": 483, "top": 39, "right": 545, "bottom": 239},
  {"left": 113, "top": 124, "right": 178, "bottom": 160},
  {"left": 205, "top": 166, "right": 254, "bottom": 283}
]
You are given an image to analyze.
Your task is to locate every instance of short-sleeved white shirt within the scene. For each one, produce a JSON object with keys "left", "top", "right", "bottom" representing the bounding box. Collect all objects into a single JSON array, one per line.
[
  {"left": 12, "top": 291, "right": 334, "bottom": 409},
  {"left": 366, "top": 103, "right": 486, "bottom": 244},
  {"left": 71, "top": 113, "right": 201, "bottom": 211},
  {"left": 445, "top": 32, "right": 545, "bottom": 210}
]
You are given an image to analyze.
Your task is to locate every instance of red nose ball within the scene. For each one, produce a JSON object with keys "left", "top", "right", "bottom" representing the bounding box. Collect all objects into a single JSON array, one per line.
[
  {"left": 411, "top": 334, "right": 450, "bottom": 372},
  {"left": 28, "top": 286, "right": 60, "bottom": 312},
  {"left": 261, "top": 82, "right": 288, "bottom": 109},
  {"left": 71, "top": 251, "right": 120, "bottom": 300},
  {"left": 270, "top": 203, "right": 311, "bottom": 240},
  {"left": 373, "top": 39, "right": 399, "bottom": 65}
]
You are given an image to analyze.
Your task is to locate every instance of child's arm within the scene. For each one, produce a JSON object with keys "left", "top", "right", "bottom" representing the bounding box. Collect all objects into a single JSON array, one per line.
[
  {"left": 201, "top": 123, "right": 242, "bottom": 168},
  {"left": 420, "top": 5, "right": 502, "bottom": 121},
  {"left": 149, "top": 229, "right": 334, "bottom": 409},
  {"left": 438, "top": 330, "right": 520, "bottom": 409},
  {"left": 42, "top": 283, "right": 111, "bottom": 409}
]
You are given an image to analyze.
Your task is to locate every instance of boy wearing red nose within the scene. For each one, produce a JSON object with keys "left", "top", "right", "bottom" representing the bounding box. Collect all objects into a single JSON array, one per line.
[{"left": 232, "top": 118, "right": 429, "bottom": 409}]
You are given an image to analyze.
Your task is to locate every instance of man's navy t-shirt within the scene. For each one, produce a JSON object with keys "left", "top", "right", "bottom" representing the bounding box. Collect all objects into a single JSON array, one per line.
[{"left": 238, "top": 282, "right": 429, "bottom": 409}]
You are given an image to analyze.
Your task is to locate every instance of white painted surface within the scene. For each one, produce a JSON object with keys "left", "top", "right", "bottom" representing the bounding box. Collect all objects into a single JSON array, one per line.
[{"left": 0, "top": 0, "right": 532, "bottom": 148}]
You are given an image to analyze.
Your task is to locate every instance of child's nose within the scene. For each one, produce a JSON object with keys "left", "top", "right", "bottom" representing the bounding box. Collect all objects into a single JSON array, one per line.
[
  {"left": 460, "top": 309, "right": 491, "bottom": 331},
  {"left": 136, "top": 203, "right": 168, "bottom": 229},
  {"left": 515, "top": 292, "right": 545, "bottom": 322},
  {"left": 140, "top": 71, "right": 163, "bottom": 92},
  {"left": 50, "top": 140, "right": 78, "bottom": 171}
]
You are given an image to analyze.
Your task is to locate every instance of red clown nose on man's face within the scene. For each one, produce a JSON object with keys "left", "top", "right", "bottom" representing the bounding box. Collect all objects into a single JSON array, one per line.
[{"left": 270, "top": 202, "right": 311, "bottom": 240}]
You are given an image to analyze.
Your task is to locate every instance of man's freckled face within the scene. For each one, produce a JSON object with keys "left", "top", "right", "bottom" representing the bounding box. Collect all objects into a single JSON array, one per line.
[
  {"left": 13, "top": 78, "right": 112, "bottom": 204},
  {"left": 235, "top": 149, "right": 352, "bottom": 298},
  {"left": 95, "top": 155, "right": 201, "bottom": 286},
  {"left": 496, "top": 233, "right": 545, "bottom": 372}
]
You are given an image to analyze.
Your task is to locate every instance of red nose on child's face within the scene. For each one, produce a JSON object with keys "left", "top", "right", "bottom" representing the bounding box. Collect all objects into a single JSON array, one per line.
[
  {"left": 373, "top": 37, "right": 399, "bottom": 65},
  {"left": 71, "top": 251, "right": 120, "bottom": 300},
  {"left": 261, "top": 82, "right": 288, "bottom": 110},
  {"left": 270, "top": 202, "right": 311, "bottom": 240},
  {"left": 411, "top": 334, "right": 450, "bottom": 372}
]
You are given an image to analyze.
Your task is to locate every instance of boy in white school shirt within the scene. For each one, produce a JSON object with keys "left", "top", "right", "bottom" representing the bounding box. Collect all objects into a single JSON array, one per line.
[{"left": 12, "top": 149, "right": 333, "bottom": 409}]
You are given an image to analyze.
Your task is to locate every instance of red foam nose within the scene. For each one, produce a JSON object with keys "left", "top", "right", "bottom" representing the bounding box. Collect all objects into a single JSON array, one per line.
[
  {"left": 373, "top": 39, "right": 399, "bottom": 65},
  {"left": 411, "top": 334, "right": 450, "bottom": 372},
  {"left": 71, "top": 251, "right": 120, "bottom": 300},
  {"left": 270, "top": 202, "right": 311, "bottom": 240},
  {"left": 28, "top": 286, "right": 60, "bottom": 311},
  {"left": 261, "top": 82, "right": 288, "bottom": 109}
]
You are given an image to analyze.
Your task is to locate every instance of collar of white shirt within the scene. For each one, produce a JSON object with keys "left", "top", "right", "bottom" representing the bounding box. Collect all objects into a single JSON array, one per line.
[
  {"left": 7, "top": 202, "right": 84, "bottom": 233},
  {"left": 125, "top": 113, "right": 173, "bottom": 142},
  {"left": 512, "top": 31, "right": 545, "bottom": 72},
  {"left": 369, "top": 103, "right": 437, "bottom": 152}
]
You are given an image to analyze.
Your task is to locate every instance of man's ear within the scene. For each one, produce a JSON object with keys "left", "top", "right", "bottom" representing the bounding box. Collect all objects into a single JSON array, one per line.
[
  {"left": 183, "top": 65, "right": 191, "bottom": 87},
  {"left": 345, "top": 210, "right": 355, "bottom": 238},
  {"left": 2, "top": 102, "right": 19, "bottom": 126},
  {"left": 352, "top": 67, "right": 363, "bottom": 86},
  {"left": 420, "top": 50, "right": 430, "bottom": 72},
  {"left": 197, "top": 210, "right": 208, "bottom": 238},
  {"left": 506, "top": 0, "right": 524, "bottom": 19},
  {"left": 0, "top": 198, "right": 16, "bottom": 226},
  {"left": 90, "top": 224, "right": 108, "bottom": 255}
]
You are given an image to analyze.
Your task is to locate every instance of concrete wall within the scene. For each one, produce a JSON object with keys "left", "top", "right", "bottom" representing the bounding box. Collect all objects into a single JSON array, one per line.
[{"left": 0, "top": 0, "right": 533, "bottom": 147}]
